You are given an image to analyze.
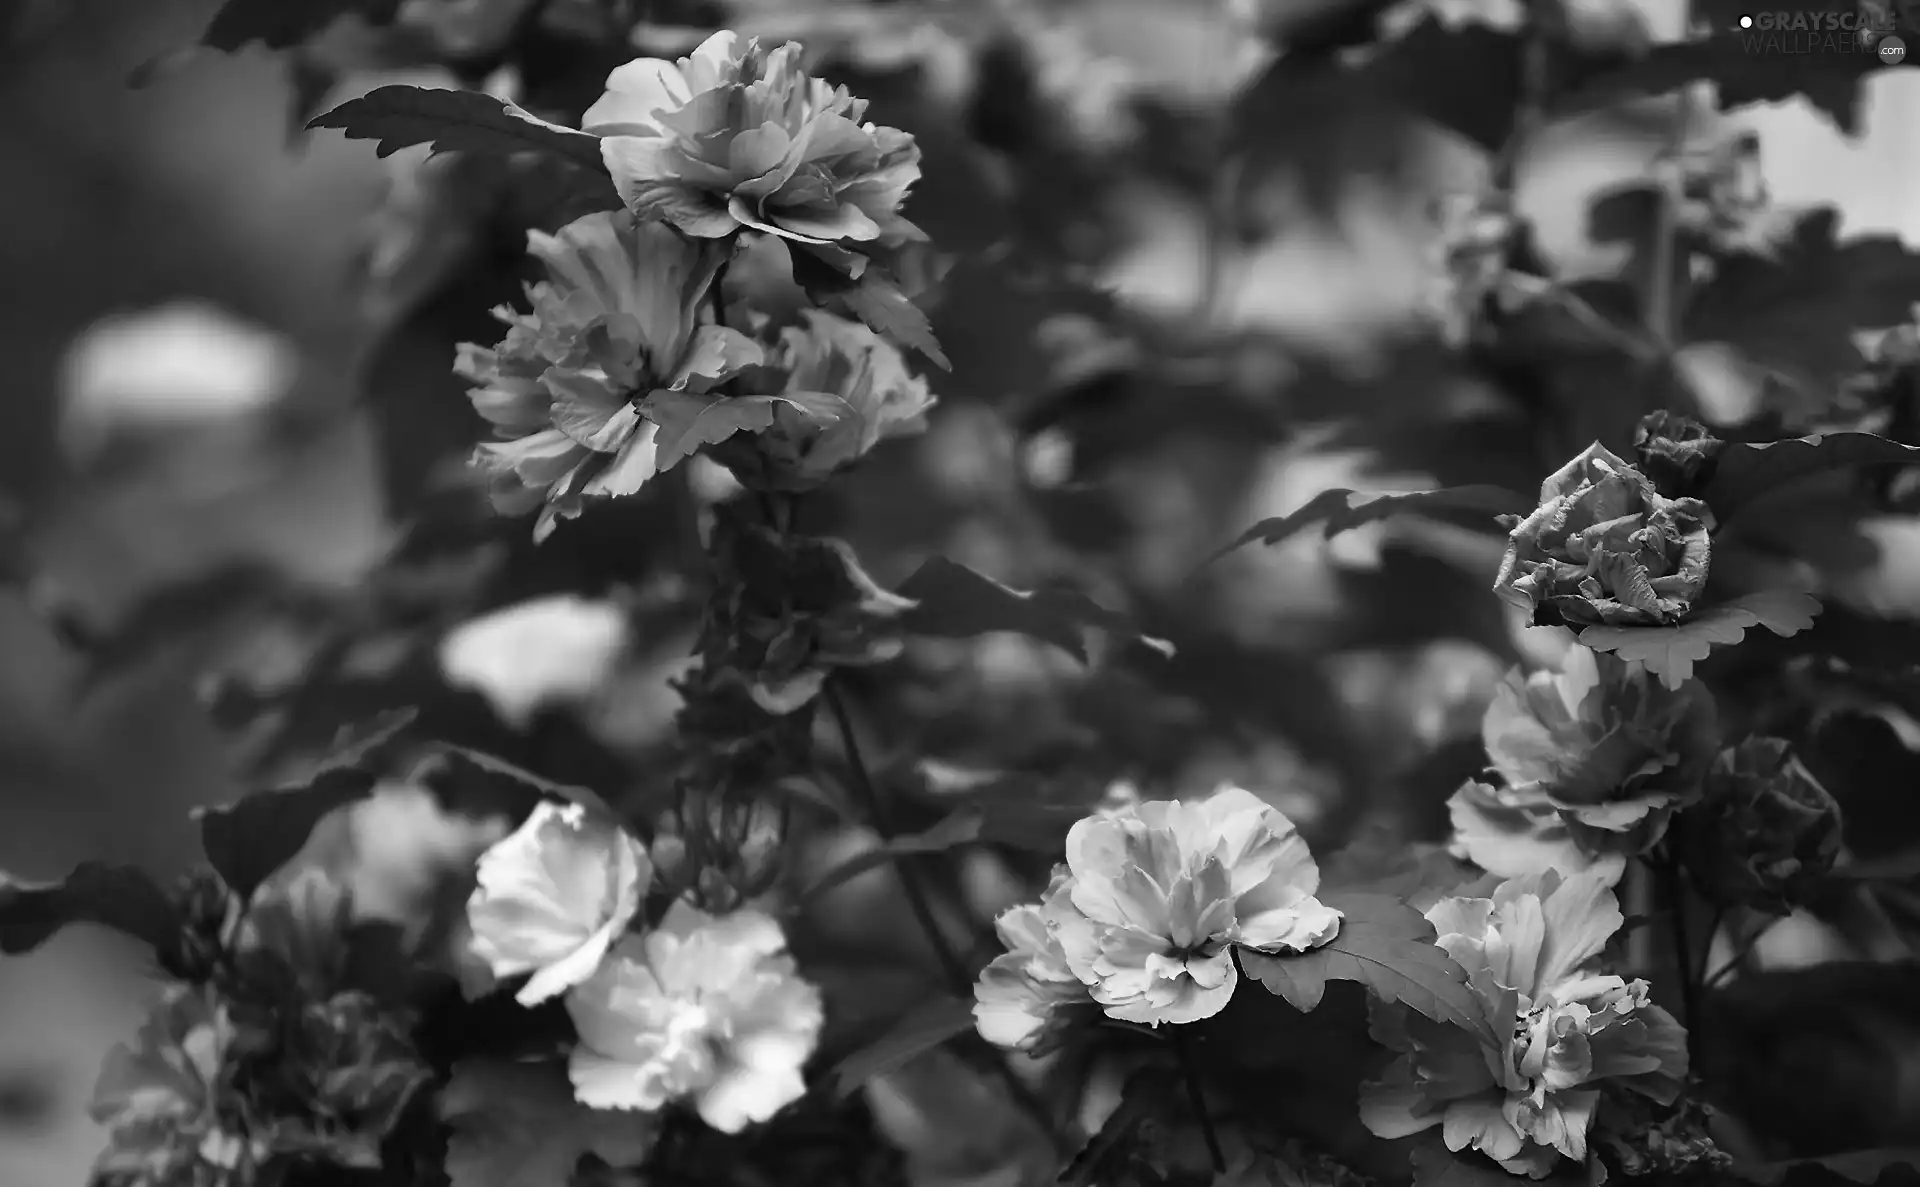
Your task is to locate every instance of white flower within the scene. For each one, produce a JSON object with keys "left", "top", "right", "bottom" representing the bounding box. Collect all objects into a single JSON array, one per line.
[
  {"left": 466, "top": 801, "right": 651, "bottom": 1006},
  {"left": 439, "top": 594, "right": 630, "bottom": 728},
  {"left": 565, "top": 901, "right": 824, "bottom": 1133}
]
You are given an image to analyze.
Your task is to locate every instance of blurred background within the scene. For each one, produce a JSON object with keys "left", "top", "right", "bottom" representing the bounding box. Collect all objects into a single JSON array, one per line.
[{"left": 1, "top": 0, "right": 1917, "bottom": 1182}]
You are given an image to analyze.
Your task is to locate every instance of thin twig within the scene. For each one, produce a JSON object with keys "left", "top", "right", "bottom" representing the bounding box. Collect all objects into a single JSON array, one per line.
[
  {"left": 1172, "top": 1031, "right": 1226, "bottom": 1173},
  {"left": 1705, "top": 918, "right": 1770, "bottom": 989},
  {"left": 1659, "top": 853, "right": 1702, "bottom": 1066}
]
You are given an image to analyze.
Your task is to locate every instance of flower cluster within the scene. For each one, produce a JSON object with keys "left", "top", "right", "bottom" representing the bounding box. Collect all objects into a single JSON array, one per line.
[
  {"left": 1360, "top": 871, "right": 1689, "bottom": 1178},
  {"left": 463, "top": 799, "right": 825, "bottom": 1134},
  {"left": 974, "top": 786, "right": 1342, "bottom": 1044}
]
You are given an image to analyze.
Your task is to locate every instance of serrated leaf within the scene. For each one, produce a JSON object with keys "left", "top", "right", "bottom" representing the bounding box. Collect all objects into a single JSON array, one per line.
[
  {"left": 1703, "top": 432, "right": 1920, "bottom": 525},
  {"left": 797, "top": 809, "right": 983, "bottom": 908},
  {"left": 644, "top": 392, "right": 792, "bottom": 471},
  {"left": 1238, "top": 892, "right": 1495, "bottom": 1045},
  {"left": 196, "top": 766, "right": 380, "bottom": 900},
  {"left": 441, "top": 1058, "right": 654, "bottom": 1187},
  {"left": 201, "top": 0, "right": 401, "bottom": 52},
  {"left": 1577, "top": 590, "right": 1823, "bottom": 689},
  {"left": 894, "top": 556, "right": 1174, "bottom": 664},
  {"left": 1207, "top": 485, "right": 1528, "bottom": 567},
  {"left": 826, "top": 995, "right": 977, "bottom": 1097},
  {"left": 790, "top": 251, "right": 949, "bottom": 370},
  {"left": 308, "top": 86, "right": 611, "bottom": 174},
  {"left": 0, "top": 863, "right": 181, "bottom": 956}
]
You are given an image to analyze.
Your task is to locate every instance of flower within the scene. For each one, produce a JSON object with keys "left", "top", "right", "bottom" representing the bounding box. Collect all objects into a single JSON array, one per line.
[
  {"left": 973, "top": 870, "right": 1096, "bottom": 1051},
  {"left": 438, "top": 594, "right": 631, "bottom": 728},
  {"left": 974, "top": 787, "right": 1341, "bottom": 1032},
  {"left": 89, "top": 983, "right": 268, "bottom": 1187},
  {"left": 1632, "top": 412, "right": 1725, "bottom": 500},
  {"left": 745, "top": 310, "right": 936, "bottom": 489},
  {"left": 564, "top": 900, "right": 825, "bottom": 1133},
  {"left": 457, "top": 209, "right": 761, "bottom": 540},
  {"left": 1681, "top": 736, "right": 1842, "bottom": 915},
  {"left": 1494, "top": 442, "right": 1714, "bottom": 629},
  {"left": 1449, "top": 646, "right": 1715, "bottom": 885},
  {"left": 1359, "top": 871, "right": 1688, "bottom": 1179},
  {"left": 466, "top": 800, "right": 652, "bottom": 1006},
  {"left": 581, "top": 31, "right": 924, "bottom": 249}
]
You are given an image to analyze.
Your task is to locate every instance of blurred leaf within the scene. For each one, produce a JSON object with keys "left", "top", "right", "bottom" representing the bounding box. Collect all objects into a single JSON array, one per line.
[
  {"left": 1239, "top": 892, "right": 1494, "bottom": 1044},
  {"left": 1685, "top": 212, "right": 1920, "bottom": 415},
  {"left": 414, "top": 745, "right": 615, "bottom": 823},
  {"left": 1745, "top": 1151, "right": 1920, "bottom": 1185},
  {"left": 0, "top": 863, "right": 180, "bottom": 956},
  {"left": 791, "top": 251, "right": 950, "bottom": 370},
  {"left": 309, "top": 86, "right": 612, "bottom": 172},
  {"left": 798, "top": 809, "right": 983, "bottom": 908},
  {"left": 441, "top": 1058, "right": 653, "bottom": 1187},
  {"left": 1206, "top": 486, "right": 1526, "bottom": 566},
  {"left": 1579, "top": 591, "right": 1822, "bottom": 689},
  {"left": 197, "top": 766, "right": 380, "bottom": 900},
  {"left": 1705, "top": 433, "right": 1920, "bottom": 526},
  {"left": 896, "top": 557, "right": 1174, "bottom": 664},
  {"left": 201, "top": 0, "right": 401, "bottom": 52},
  {"left": 826, "top": 995, "right": 976, "bottom": 1097},
  {"left": 1347, "top": 17, "right": 1522, "bottom": 151},
  {"left": 70, "top": 563, "right": 296, "bottom": 699}
]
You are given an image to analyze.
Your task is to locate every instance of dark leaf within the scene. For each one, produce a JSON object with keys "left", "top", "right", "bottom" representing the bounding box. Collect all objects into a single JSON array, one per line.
[
  {"left": 196, "top": 765, "right": 379, "bottom": 900},
  {"left": 790, "top": 250, "right": 950, "bottom": 369},
  {"left": 410, "top": 745, "right": 613, "bottom": 824},
  {"left": 0, "top": 863, "right": 180, "bottom": 956},
  {"left": 1683, "top": 210, "right": 1920, "bottom": 414},
  {"left": 1205, "top": 485, "right": 1527, "bottom": 566},
  {"left": 1579, "top": 590, "right": 1823, "bottom": 689},
  {"left": 826, "top": 995, "right": 977, "bottom": 1097},
  {"left": 1239, "top": 892, "right": 1495, "bottom": 1045},
  {"left": 308, "top": 86, "right": 612, "bottom": 175},
  {"left": 1745, "top": 1151, "right": 1920, "bottom": 1186},
  {"left": 797, "top": 809, "right": 983, "bottom": 908},
  {"left": 895, "top": 556, "right": 1174, "bottom": 664},
  {"left": 201, "top": 0, "right": 401, "bottom": 52},
  {"left": 1351, "top": 18, "right": 1523, "bottom": 152},
  {"left": 1412, "top": 1138, "right": 1550, "bottom": 1187},
  {"left": 1704, "top": 433, "right": 1920, "bottom": 525}
]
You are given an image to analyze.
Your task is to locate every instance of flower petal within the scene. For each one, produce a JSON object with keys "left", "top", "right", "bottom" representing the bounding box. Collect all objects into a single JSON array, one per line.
[{"left": 582, "top": 58, "right": 692, "bottom": 134}]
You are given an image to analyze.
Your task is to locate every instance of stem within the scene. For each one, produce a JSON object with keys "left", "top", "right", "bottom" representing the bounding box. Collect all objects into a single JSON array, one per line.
[
  {"left": 1173, "top": 1031, "right": 1226, "bottom": 1173},
  {"left": 822, "top": 681, "right": 973, "bottom": 994},
  {"left": 1705, "top": 916, "right": 1769, "bottom": 989},
  {"left": 1659, "top": 853, "right": 1702, "bottom": 1066}
]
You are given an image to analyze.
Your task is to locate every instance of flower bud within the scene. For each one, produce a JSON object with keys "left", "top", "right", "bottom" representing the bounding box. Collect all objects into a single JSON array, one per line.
[
  {"left": 1633, "top": 411, "right": 1725, "bottom": 500},
  {"left": 1682, "top": 737, "right": 1842, "bottom": 915},
  {"left": 165, "top": 867, "right": 240, "bottom": 983}
]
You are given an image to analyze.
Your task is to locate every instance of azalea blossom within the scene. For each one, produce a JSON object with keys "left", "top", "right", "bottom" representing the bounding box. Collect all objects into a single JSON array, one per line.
[
  {"left": 974, "top": 787, "right": 1342, "bottom": 1034},
  {"left": 1448, "top": 648, "right": 1715, "bottom": 885},
  {"left": 581, "top": 31, "right": 924, "bottom": 251},
  {"left": 748, "top": 310, "right": 937, "bottom": 489},
  {"left": 457, "top": 209, "right": 761, "bottom": 540},
  {"left": 466, "top": 800, "right": 652, "bottom": 1006},
  {"left": 565, "top": 900, "right": 824, "bottom": 1132},
  {"left": 1360, "top": 871, "right": 1688, "bottom": 1178},
  {"left": 438, "top": 594, "right": 631, "bottom": 728}
]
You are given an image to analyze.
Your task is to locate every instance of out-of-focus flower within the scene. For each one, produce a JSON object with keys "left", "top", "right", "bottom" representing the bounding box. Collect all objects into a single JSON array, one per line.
[
  {"left": 973, "top": 870, "right": 1096, "bottom": 1051},
  {"left": 1592, "top": 1090, "right": 1731, "bottom": 1179},
  {"left": 89, "top": 983, "right": 267, "bottom": 1187},
  {"left": 438, "top": 594, "right": 631, "bottom": 728},
  {"left": 565, "top": 901, "right": 824, "bottom": 1133},
  {"left": 270, "top": 991, "right": 432, "bottom": 1169},
  {"left": 457, "top": 210, "right": 760, "bottom": 540},
  {"left": 1682, "top": 737, "right": 1843, "bottom": 916},
  {"left": 1360, "top": 871, "right": 1688, "bottom": 1178},
  {"left": 1449, "top": 647, "right": 1715, "bottom": 884},
  {"left": 1494, "top": 443, "right": 1714, "bottom": 629},
  {"left": 745, "top": 310, "right": 936, "bottom": 490},
  {"left": 466, "top": 800, "right": 652, "bottom": 1006},
  {"left": 581, "top": 31, "right": 924, "bottom": 251},
  {"left": 1632, "top": 411, "right": 1725, "bottom": 500},
  {"left": 975, "top": 787, "right": 1341, "bottom": 1033},
  {"left": 1422, "top": 189, "right": 1520, "bottom": 348}
]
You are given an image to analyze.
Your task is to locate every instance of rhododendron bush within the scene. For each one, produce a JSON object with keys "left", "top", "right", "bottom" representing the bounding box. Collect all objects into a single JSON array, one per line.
[{"left": 7, "top": 1, "right": 1920, "bottom": 1187}]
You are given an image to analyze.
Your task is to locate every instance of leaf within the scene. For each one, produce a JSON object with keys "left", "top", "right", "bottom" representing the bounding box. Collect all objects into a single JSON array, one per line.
[
  {"left": 644, "top": 392, "right": 790, "bottom": 471},
  {"left": 0, "top": 863, "right": 181, "bottom": 956},
  {"left": 1703, "top": 432, "right": 1920, "bottom": 525},
  {"left": 1577, "top": 590, "right": 1824, "bottom": 689},
  {"left": 1681, "top": 210, "right": 1920, "bottom": 414},
  {"left": 411, "top": 745, "right": 614, "bottom": 823},
  {"left": 826, "top": 995, "right": 977, "bottom": 1097},
  {"left": 441, "top": 1058, "right": 655, "bottom": 1187},
  {"left": 1238, "top": 892, "right": 1495, "bottom": 1045},
  {"left": 195, "top": 766, "right": 380, "bottom": 900},
  {"left": 790, "top": 250, "right": 950, "bottom": 370},
  {"left": 1206, "top": 485, "right": 1528, "bottom": 567},
  {"left": 1411, "top": 1137, "right": 1548, "bottom": 1187},
  {"left": 798, "top": 809, "right": 983, "bottom": 908},
  {"left": 308, "top": 86, "right": 611, "bottom": 173},
  {"left": 200, "top": 0, "right": 401, "bottom": 51},
  {"left": 1744, "top": 1150, "right": 1920, "bottom": 1186},
  {"left": 894, "top": 556, "right": 1174, "bottom": 664}
]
